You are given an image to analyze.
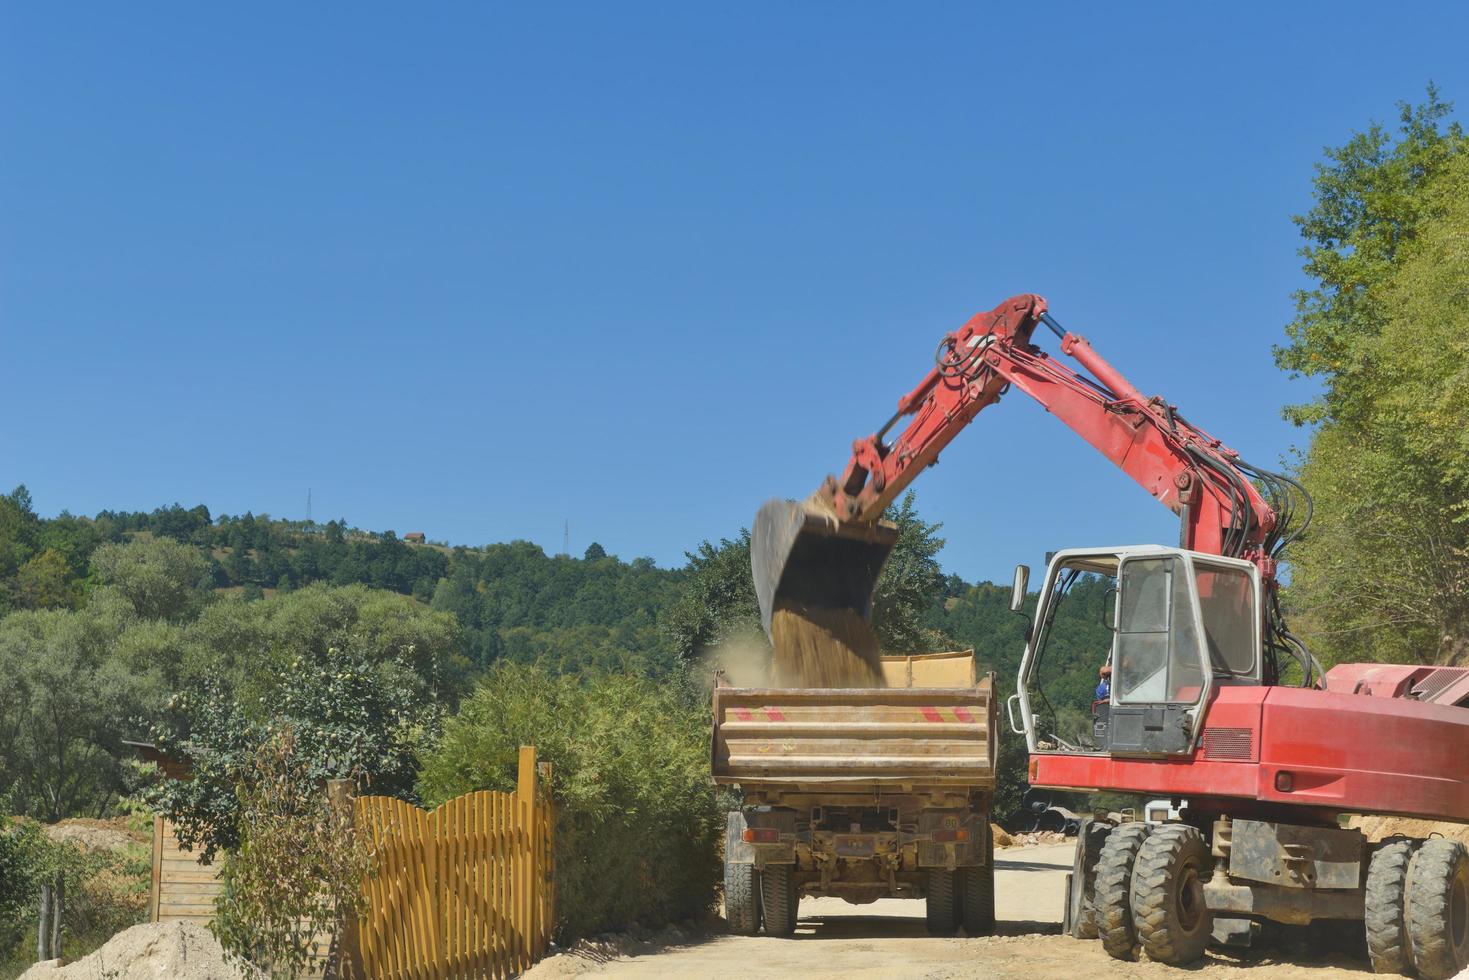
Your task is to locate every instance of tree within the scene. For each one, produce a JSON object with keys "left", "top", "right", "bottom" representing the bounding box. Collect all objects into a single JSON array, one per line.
[
  {"left": 583, "top": 542, "right": 608, "bottom": 561},
  {"left": 146, "top": 584, "right": 462, "bottom": 857},
  {"left": 13, "top": 548, "right": 80, "bottom": 610},
  {"left": 1285, "top": 149, "right": 1469, "bottom": 665},
  {"left": 1277, "top": 87, "right": 1467, "bottom": 426},
  {"left": 0, "top": 592, "right": 162, "bottom": 820},
  {"left": 90, "top": 537, "right": 210, "bottom": 621},
  {"left": 870, "top": 491, "right": 949, "bottom": 653}
]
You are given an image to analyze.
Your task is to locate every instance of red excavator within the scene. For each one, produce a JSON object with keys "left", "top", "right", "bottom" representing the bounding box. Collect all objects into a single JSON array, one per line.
[{"left": 753, "top": 293, "right": 1469, "bottom": 977}]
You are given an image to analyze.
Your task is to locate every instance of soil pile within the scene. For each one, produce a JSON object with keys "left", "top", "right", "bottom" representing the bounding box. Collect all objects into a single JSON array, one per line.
[
  {"left": 43, "top": 817, "right": 145, "bottom": 853},
  {"left": 991, "top": 824, "right": 1014, "bottom": 847},
  {"left": 1349, "top": 815, "right": 1469, "bottom": 847},
  {"left": 20, "top": 921, "right": 263, "bottom": 980},
  {"left": 769, "top": 602, "right": 884, "bottom": 688}
]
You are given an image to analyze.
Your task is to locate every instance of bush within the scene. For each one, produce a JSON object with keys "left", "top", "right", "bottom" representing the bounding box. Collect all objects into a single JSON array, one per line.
[
  {"left": 211, "top": 729, "right": 368, "bottom": 980},
  {"left": 417, "top": 664, "right": 722, "bottom": 941}
]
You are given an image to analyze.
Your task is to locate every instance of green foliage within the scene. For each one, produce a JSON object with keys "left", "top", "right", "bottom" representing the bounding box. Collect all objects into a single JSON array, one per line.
[
  {"left": 91, "top": 537, "right": 211, "bottom": 621},
  {"left": 870, "top": 492, "right": 949, "bottom": 653},
  {"left": 0, "top": 821, "right": 47, "bottom": 950},
  {"left": 1286, "top": 148, "right": 1469, "bottom": 665},
  {"left": 417, "top": 664, "right": 723, "bottom": 942},
  {"left": 660, "top": 530, "right": 759, "bottom": 663},
  {"left": 0, "top": 594, "right": 164, "bottom": 820},
  {"left": 1277, "top": 86, "right": 1468, "bottom": 426},
  {"left": 13, "top": 549, "right": 80, "bottom": 610},
  {"left": 211, "top": 729, "right": 367, "bottom": 980},
  {"left": 146, "top": 586, "right": 456, "bottom": 859}
]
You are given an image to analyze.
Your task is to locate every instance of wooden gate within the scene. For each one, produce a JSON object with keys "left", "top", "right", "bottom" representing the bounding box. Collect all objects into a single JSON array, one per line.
[{"left": 352, "top": 746, "right": 554, "bottom": 979}]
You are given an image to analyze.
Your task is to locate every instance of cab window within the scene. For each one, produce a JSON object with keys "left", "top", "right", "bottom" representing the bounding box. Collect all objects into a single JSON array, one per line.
[{"left": 1113, "top": 557, "right": 1204, "bottom": 704}]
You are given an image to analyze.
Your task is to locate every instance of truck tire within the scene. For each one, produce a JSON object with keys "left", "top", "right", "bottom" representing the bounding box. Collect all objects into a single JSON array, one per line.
[
  {"left": 961, "top": 863, "right": 996, "bottom": 935},
  {"left": 1365, "top": 838, "right": 1417, "bottom": 974},
  {"left": 1131, "top": 824, "right": 1212, "bottom": 966},
  {"left": 1069, "top": 818, "right": 1110, "bottom": 940},
  {"left": 1096, "top": 822, "right": 1150, "bottom": 960},
  {"left": 760, "top": 864, "right": 799, "bottom": 937},
  {"left": 1406, "top": 838, "right": 1469, "bottom": 979},
  {"left": 926, "top": 869, "right": 959, "bottom": 935},
  {"left": 724, "top": 852, "right": 760, "bottom": 936}
]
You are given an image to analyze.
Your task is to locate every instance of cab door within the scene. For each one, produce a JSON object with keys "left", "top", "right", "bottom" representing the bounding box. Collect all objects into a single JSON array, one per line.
[{"left": 1105, "top": 554, "right": 1211, "bottom": 756}]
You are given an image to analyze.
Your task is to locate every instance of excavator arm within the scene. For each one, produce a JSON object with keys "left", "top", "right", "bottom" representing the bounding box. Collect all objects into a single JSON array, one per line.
[{"left": 754, "top": 293, "right": 1311, "bottom": 682}]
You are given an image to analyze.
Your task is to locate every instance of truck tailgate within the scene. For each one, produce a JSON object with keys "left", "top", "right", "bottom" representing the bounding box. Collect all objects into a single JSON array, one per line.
[{"left": 711, "top": 677, "right": 996, "bottom": 788}]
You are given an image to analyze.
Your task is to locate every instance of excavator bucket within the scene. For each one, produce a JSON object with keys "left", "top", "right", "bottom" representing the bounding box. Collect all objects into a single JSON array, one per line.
[{"left": 752, "top": 498, "right": 900, "bottom": 636}]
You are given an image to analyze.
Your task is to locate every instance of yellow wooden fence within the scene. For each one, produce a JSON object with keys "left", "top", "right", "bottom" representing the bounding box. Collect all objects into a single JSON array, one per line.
[{"left": 350, "top": 746, "right": 555, "bottom": 979}]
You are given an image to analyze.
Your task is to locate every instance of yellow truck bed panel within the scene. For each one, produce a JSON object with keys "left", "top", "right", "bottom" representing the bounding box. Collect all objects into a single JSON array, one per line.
[{"left": 711, "top": 674, "right": 996, "bottom": 789}]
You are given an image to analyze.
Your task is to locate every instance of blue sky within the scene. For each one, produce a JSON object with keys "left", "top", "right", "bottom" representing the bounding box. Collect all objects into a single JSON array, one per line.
[{"left": 3, "top": 3, "right": 1467, "bottom": 583}]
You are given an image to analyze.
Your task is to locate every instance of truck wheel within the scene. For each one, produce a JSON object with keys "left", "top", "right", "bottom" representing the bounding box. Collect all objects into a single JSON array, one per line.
[
  {"left": 1407, "top": 838, "right": 1469, "bottom": 980},
  {"left": 760, "top": 864, "right": 799, "bottom": 937},
  {"left": 1096, "top": 822, "right": 1150, "bottom": 960},
  {"left": 724, "top": 853, "right": 760, "bottom": 936},
  {"left": 961, "top": 863, "right": 996, "bottom": 935},
  {"left": 1069, "top": 818, "right": 1110, "bottom": 940},
  {"left": 926, "top": 869, "right": 959, "bottom": 935},
  {"left": 1131, "top": 824, "right": 1212, "bottom": 966},
  {"left": 1365, "top": 838, "right": 1417, "bottom": 974}
]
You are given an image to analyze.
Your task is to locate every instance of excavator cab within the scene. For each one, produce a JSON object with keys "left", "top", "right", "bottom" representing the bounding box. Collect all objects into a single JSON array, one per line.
[
  {"left": 751, "top": 499, "right": 899, "bottom": 636},
  {"left": 1007, "top": 546, "right": 1261, "bottom": 758}
]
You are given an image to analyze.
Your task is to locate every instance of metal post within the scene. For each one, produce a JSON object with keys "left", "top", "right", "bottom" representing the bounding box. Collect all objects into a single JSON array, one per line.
[
  {"left": 37, "top": 882, "right": 52, "bottom": 961},
  {"left": 50, "top": 875, "right": 63, "bottom": 960}
]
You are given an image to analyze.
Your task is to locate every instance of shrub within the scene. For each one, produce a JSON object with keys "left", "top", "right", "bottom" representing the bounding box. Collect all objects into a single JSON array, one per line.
[
  {"left": 211, "top": 728, "right": 368, "bottom": 980},
  {"left": 417, "top": 663, "right": 722, "bottom": 941}
]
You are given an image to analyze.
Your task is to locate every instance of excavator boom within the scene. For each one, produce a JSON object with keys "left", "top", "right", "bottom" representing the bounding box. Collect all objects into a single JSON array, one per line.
[{"left": 753, "top": 294, "right": 1307, "bottom": 681}]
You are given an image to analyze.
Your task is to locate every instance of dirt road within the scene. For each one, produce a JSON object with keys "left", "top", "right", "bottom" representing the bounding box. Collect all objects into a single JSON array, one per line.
[{"left": 526, "top": 843, "right": 1372, "bottom": 979}]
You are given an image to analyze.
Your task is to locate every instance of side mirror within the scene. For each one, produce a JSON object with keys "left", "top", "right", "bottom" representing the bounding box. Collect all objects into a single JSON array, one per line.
[{"left": 1010, "top": 564, "right": 1030, "bottom": 613}]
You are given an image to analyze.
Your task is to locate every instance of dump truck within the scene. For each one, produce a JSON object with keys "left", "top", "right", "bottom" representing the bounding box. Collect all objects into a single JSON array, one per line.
[{"left": 712, "top": 649, "right": 998, "bottom": 937}]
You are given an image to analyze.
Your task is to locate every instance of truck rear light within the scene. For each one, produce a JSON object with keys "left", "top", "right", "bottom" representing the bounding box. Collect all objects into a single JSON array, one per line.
[
  {"left": 1275, "top": 771, "right": 1294, "bottom": 792},
  {"left": 742, "top": 828, "right": 780, "bottom": 844},
  {"left": 932, "top": 829, "right": 970, "bottom": 843}
]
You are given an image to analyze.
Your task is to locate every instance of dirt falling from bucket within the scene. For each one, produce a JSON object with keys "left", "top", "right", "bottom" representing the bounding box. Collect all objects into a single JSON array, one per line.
[{"left": 769, "top": 601, "right": 885, "bottom": 688}]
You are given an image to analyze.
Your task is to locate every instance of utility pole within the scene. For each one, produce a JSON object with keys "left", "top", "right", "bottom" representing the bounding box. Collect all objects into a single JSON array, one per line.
[
  {"left": 563, "top": 519, "right": 570, "bottom": 558},
  {"left": 306, "top": 488, "right": 313, "bottom": 524}
]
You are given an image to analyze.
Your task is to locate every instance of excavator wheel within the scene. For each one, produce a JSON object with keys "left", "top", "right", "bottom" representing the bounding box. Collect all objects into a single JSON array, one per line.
[
  {"left": 1406, "top": 838, "right": 1469, "bottom": 980},
  {"left": 1365, "top": 838, "right": 1418, "bottom": 974},
  {"left": 1069, "top": 818, "right": 1111, "bottom": 940},
  {"left": 1130, "top": 824, "right": 1213, "bottom": 966},
  {"left": 1095, "top": 822, "right": 1151, "bottom": 960},
  {"left": 926, "top": 869, "right": 959, "bottom": 935}
]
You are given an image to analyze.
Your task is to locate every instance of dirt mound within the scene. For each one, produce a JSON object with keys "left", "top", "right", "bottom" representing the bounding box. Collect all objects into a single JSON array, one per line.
[
  {"left": 20, "top": 921, "right": 262, "bottom": 980},
  {"left": 1349, "top": 815, "right": 1469, "bottom": 847},
  {"left": 43, "top": 817, "right": 145, "bottom": 853},
  {"left": 769, "top": 602, "right": 884, "bottom": 688},
  {"left": 991, "top": 824, "right": 1014, "bottom": 847}
]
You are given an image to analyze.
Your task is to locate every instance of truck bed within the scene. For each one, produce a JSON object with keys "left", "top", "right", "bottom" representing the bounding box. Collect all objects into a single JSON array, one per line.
[{"left": 711, "top": 652, "right": 996, "bottom": 791}]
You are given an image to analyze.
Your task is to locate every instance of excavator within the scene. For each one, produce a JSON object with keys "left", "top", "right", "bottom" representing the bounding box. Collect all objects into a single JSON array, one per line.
[{"left": 753, "top": 293, "right": 1469, "bottom": 977}]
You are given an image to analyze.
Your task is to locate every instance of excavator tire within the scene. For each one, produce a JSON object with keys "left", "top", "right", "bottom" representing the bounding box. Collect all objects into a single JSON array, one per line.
[
  {"left": 926, "top": 869, "right": 959, "bottom": 935},
  {"left": 760, "top": 864, "right": 799, "bottom": 937},
  {"left": 1406, "top": 838, "right": 1469, "bottom": 979},
  {"left": 1131, "top": 824, "right": 1213, "bottom": 966},
  {"left": 1069, "top": 818, "right": 1111, "bottom": 940},
  {"left": 724, "top": 851, "right": 760, "bottom": 936},
  {"left": 1096, "top": 822, "right": 1151, "bottom": 960},
  {"left": 1365, "top": 838, "right": 1418, "bottom": 974}
]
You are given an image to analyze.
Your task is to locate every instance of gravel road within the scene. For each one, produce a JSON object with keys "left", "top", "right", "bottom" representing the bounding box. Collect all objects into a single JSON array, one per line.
[{"left": 526, "top": 842, "right": 1374, "bottom": 979}]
